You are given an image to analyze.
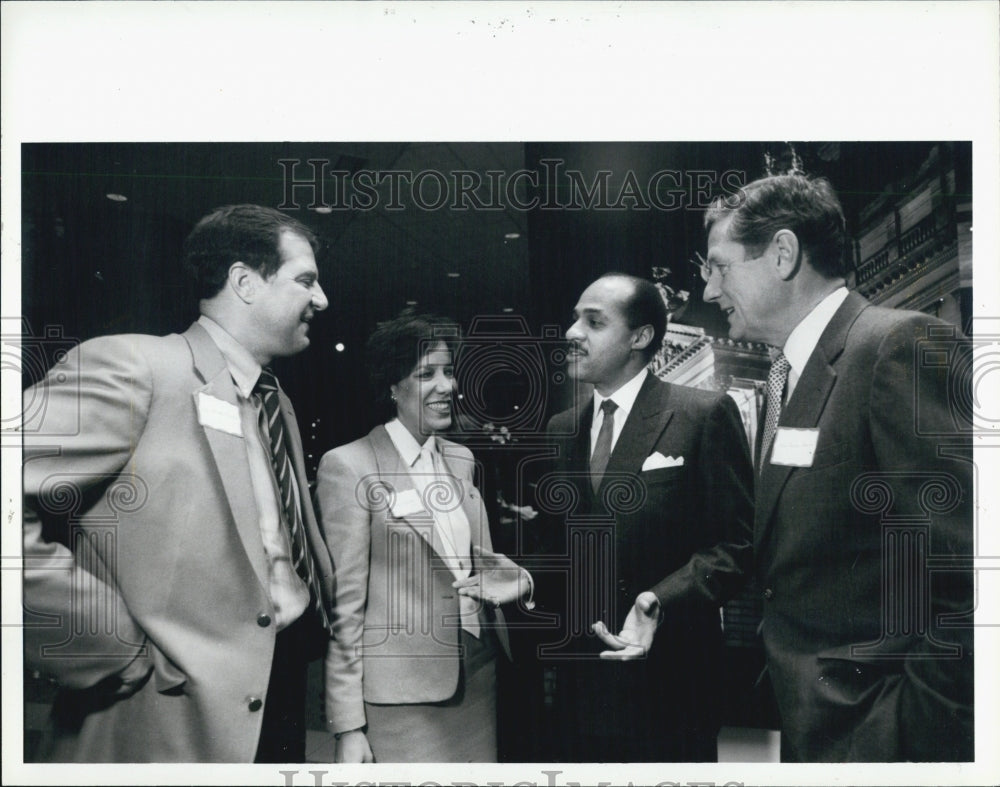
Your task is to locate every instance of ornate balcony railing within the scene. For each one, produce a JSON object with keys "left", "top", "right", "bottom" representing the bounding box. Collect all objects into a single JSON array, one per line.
[
  {"left": 857, "top": 247, "right": 892, "bottom": 284},
  {"left": 856, "top": 211, "right": 952, "bottom": 286}
]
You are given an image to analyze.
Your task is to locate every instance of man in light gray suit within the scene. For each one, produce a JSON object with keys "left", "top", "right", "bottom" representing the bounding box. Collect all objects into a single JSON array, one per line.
[{"left": 23, "top": 204, "right": 334, "bottom": 762}]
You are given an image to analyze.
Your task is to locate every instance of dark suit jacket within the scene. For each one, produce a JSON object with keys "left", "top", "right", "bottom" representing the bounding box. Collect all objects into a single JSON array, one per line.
[
  {"left": 542, "top": 373, "right": 753, "bottom": 760},
  {"left": 22, "top": 323, "right": 335, "bottom": 762},
  {"left": 756, "top": 292, "right": 974, "bottom": 761}
]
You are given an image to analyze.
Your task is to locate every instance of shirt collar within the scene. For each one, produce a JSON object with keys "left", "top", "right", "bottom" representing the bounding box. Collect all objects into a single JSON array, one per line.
[
  {"left": 593, "top": 367, "right": 648, "bottom": 424},
  {"left": 384, "top": 418, "right": 436, "bottom": 468},
  {"left": 782, "top": 287, "right": 849, "bottom": 380},
  {"left": 197, "top": 314, "right": 262, "bottom": 398}
]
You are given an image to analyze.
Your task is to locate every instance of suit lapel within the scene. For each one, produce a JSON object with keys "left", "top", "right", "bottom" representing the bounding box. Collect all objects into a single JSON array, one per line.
[
  {"left": 566, "top": 400, "right": 595, "bottom": 512},
  {"left": 599, "top": 374, "right": 675, "bottom": 498},
  {"left": 183, "top": 323, "right": 270, "bottom": 589},
  {"left": 368, "top": 426, "right": 449, "bottom": 561},
  {"left": 755, "top": 293, "right": 868, "bottom": 543}
]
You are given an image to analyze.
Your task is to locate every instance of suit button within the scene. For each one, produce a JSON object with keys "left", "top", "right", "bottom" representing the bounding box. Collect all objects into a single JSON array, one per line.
[
  {"left": 256, "top": 613, "right": 272, "bottom": 628},
  {"left": 763, "top": 588, "right": 774, "bottom": 600},
  {"left": 248, "top": 697, "right": 263, "bottom": 712}
]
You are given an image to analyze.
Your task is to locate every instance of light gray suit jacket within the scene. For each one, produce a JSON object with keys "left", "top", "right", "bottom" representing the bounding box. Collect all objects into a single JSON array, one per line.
[
  {"left": 22, "top": 322, "right": 335, "bottom": 762},
  {"left": 316, "top": 425, "right": 510, "bottom": 735}
]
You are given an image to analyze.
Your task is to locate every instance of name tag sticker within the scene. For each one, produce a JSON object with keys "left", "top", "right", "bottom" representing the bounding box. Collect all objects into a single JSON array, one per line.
[
  {"left": 196, "top": 392, "right": 243, "bottom": 437},
  {"left": 770, "top": 427, "right": 820, "bottom": 467}
]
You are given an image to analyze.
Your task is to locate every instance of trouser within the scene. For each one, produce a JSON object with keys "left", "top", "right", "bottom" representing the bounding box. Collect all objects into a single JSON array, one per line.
[{"left": 254, "top": 611, "right": 314, "bottom": 763}]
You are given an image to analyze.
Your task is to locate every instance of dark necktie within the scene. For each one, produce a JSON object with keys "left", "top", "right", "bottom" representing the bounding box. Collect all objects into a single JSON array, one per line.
[
  {"left": 759, "top": 352, "right": 790, "bottom": 473},
  {"left": 590, "top": 399, "right": 619, "bottom": 493},
  {"left": 255, "top": 368, "right": 332, "bottom": 633}
]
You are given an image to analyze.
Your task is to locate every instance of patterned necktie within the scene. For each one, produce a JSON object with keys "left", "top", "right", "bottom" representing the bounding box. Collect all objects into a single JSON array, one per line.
[
  {"left": 255, "top": 368, "right": 332, "bottom": 633},
  {"left": 590, "top": 399, "right": 619, "bottom": 493},
  {"left": 759, "top": 352, "right": 791, "bottom": 473}
]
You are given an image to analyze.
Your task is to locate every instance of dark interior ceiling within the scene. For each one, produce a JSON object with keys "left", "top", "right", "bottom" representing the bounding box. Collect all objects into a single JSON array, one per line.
[{"left": 21, "top": 141, "right": 965, "bottom": 459}]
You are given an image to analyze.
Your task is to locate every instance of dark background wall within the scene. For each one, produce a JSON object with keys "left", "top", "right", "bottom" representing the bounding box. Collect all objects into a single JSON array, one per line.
[
  {"left": 21, "top": 141, "right": 970, "bottom": 469},
  {"left": 20, "top": 141, "right": 973, "bottom": 749}
]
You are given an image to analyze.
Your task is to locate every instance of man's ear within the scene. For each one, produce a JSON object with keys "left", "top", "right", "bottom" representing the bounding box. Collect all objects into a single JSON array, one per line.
[
  {"left": 631, "top": 324, "right": 654, "bottom": 354},
  {"left": 227, "top": 262, "right": 256, "bottom": 303},
  {"left": 773, "top": 229, "right": 800, "bottom": 282}
]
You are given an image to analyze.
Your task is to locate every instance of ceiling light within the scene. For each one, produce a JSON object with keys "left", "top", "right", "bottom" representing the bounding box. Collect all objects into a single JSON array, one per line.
[
  {"left": 105, "top": 193, "right": 128, "bottom": 202},
  {"left": 406, "top": 300, "right": 418, "bottom": 306},
  {"left": 335, "top": 342, "right": 345, "bottom": 352},
  {"left": 313, "top": 206, "right": 334, "bottom": 214},
  {"left": 447, "top": 272, "right": 460, "bottom": 278},
  {"left": 502, "top": 307, "right": 514, "bottom": 313},
  {"left": 504, "top": 232, "right": 520, "bottom": 240}
]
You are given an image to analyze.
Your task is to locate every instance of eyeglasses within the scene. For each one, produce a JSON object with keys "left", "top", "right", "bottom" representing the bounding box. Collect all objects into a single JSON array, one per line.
[
  {"left": 691, "top": 252, "right": 727, "bottom": 283},
  {"left": 691, "top": 250, "right": 766, "bottom": 283}
]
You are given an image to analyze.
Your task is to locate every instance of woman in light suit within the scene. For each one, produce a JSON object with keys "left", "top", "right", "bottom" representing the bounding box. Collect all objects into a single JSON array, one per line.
[{"left": 316, "top": 311, "right": 533, "bottom": 763}]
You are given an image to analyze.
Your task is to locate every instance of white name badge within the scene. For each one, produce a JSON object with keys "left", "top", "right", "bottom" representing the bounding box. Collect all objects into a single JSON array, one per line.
[
  {"left": 196, "top": 392, "right": 243, "bottom": 437},
  {"left": 770, "top": 427, "right": 820, "bottom": 467}
]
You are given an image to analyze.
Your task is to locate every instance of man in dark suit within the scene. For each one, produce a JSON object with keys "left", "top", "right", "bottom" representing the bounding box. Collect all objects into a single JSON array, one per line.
[
  {"left": 23, "top": 205, "right": 334, "bottom": 761},
  {"left": 702, "top": 174, "right": 974, "bottom": 761},
  {"left": 540, "top": 273, "right": 753, "bottom": 762}
]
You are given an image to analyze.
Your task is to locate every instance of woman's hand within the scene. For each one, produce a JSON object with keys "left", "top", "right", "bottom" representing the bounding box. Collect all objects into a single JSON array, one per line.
[
  {"left": 452, "top": 544, "right": 532, "bottom": 607},
  {"left": 335, "top": 729, "right": 375, "bottom": 763}
]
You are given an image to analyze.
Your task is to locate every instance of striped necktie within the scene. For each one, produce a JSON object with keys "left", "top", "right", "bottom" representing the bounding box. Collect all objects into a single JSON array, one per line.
[{"left": 255, "top": 368, "right": 332, "bottom": 633}]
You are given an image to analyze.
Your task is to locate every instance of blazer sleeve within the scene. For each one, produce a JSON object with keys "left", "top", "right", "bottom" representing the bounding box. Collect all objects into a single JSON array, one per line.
[
  {"left": 22, "top": 336, "right": 153, "bottom": 689},
  {"left": 865, "top": 316, "right": 974, "bottom": 760},
  {"left": 650, "top": 392, "right": 754, "bottom": 610},
  {"left": 315, "top": 445, "right": 373, "bottom": 735}
]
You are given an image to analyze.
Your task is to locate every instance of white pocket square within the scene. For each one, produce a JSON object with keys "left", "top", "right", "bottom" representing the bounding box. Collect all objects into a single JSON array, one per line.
[{"left": 641, "top": 452, "right": 684, "bottom": 471}]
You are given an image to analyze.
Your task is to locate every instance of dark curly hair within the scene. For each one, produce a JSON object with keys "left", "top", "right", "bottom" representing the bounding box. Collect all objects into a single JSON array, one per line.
[
  {"left": 183, "top": 204, "right": 319, "bottom": 299},
  {"left": 365, "top": 309, "right": 462, "bottom": 419}
]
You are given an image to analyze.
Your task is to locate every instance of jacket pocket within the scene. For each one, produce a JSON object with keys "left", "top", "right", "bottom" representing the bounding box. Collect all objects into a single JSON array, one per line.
[
  {"left": 805, "top": 441, "right": 851, "bottom": 471},
  {"left": 639, "top": 466, "right": 686, "bottom": 484}
]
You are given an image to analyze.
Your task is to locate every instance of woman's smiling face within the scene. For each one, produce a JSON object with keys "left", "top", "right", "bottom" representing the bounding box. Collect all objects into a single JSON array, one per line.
[{"left": 391, "top": 341, "right": 456, "bottom": 441}]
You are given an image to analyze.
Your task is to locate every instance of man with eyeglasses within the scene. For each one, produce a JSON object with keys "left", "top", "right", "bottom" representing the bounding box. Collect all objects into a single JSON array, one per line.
[{"left": 701, "top": 174, "right": 973, "bottom": 762}]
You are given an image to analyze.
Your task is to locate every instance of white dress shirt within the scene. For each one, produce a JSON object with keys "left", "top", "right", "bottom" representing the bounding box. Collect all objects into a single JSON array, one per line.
[
  {"left": 198, "top": 315, "right": 309, "bottom": 630},
  {"left": 384, "top": 419, "right": 480, "bottom": 637},
  {"left": 782, "top": 286, "right": 850, "bottom": 401},
  {"left": 590, "top": 367, "right": 649, "bottom": 457}
]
